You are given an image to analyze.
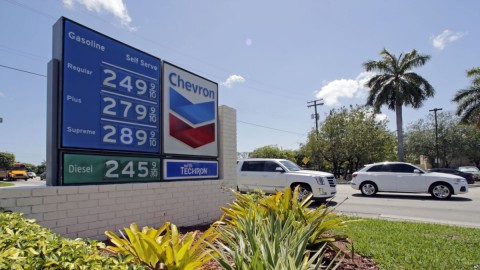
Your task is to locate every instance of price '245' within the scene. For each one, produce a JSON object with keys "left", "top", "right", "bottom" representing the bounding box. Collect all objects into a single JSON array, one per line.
[{"left": 105, "top": 160, "right": 152, "bottom": 178}]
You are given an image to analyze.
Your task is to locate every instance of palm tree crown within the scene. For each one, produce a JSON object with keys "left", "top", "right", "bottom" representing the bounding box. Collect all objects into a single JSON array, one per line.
[
  {"left": 452, "top": 67, "right": 480, "bottom": 127},
  {"left": 363, "top": 48, "right": 435, "bottom": 161}
]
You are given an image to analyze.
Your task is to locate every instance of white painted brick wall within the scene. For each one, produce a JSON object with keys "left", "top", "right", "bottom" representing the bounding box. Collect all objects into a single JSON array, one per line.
[{"left": 0, "top": 106, "right": 237, "bottom": 240}]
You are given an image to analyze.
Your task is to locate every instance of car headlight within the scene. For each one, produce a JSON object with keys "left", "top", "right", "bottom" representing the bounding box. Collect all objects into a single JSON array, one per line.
[
  {"left": 455, "top": 178, "right": 466, "bottom": 183},
  {"left": 315, "top": 177, "right": 325, "bottom": 185}
]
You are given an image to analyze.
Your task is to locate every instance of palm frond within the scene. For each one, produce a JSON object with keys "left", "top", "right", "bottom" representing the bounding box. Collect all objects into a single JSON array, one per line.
[{"left": 466, "top": 67, "right": 480, "bottom": 86}]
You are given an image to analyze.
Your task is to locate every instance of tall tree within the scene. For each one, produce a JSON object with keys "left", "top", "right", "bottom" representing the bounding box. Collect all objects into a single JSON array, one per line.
[
  {"left": 452, "top": 67, "right": 480, "bottom": 127},
  {"left": 0, "top": 152, "right": 15, "bottom": 169},
  {"left": 300, "top": 105, "right": 395, "bottom": 178},
  {"left": 405, "top": 111, "right": 465, "bottom": 167},
  {"left": 363, "top": 48, "right": 435, "bottom": 161},
  {"left": 248, "top": 145, "right": 297, "bottom": 161}
]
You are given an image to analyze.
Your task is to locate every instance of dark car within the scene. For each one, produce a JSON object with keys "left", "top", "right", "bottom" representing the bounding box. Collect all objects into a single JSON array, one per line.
[{"left": 428, "top": 168, "right": 475, "bottom": 184}]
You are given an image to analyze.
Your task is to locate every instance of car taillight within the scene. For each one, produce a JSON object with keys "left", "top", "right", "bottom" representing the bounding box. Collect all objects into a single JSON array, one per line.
[{"left": 352, "top": 173, "right": 357, "bottom": 178}]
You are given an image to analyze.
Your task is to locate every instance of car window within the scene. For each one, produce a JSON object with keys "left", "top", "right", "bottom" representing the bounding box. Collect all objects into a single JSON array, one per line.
[
  {"left": 391, "top": 164, "right": 416, "bottom": 173},
  {"left": 279, "top": 160, "right": 301, "bottom": 171},
  {"left": 241, "top": 161, "right": 265, "bottom": 172},
  {"left": 264, "top": 161, "right": 280, "bottom": 172},
  {"left": 367, "top": 164, "right": 390, "bottom": 172}
]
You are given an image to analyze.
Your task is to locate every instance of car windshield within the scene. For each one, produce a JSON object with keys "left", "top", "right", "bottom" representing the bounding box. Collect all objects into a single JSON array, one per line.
[{"left": 279, "top": 160, "right": 302, "bottom": 171}]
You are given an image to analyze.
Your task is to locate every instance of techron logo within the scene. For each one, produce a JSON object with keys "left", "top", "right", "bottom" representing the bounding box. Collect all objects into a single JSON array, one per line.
[{"left": 169, "top": 87, "right": 215, "bottom": 148}]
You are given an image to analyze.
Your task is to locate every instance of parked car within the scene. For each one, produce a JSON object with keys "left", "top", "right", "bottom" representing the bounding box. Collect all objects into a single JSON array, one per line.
[
  {"left": 428, "top": 168, "right": 475, "bottom": 184},
  {"left": 40, "top": 171, "right": 47, "bottom": 180},
  {"left": 27, "top": 172, "right": 37, "bottom": 179},
  {"left": 351, "top": 162, "right": 468, "bottom": 200},
  {"left": 457, "top": 166, "right": 480, "bottom": 181},
  {"left": 237, "top": 158, "right": 337, "bottom": 201}
]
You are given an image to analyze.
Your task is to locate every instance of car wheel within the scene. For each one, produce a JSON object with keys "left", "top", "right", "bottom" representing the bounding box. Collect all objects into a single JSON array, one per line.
[
  {"left": 297, "top": 184, "right": 312, "bottom": 201},
  {"left": 430, "top": 183, "right": 452, "bottom": 199},
  {"left": 360, "top": 182, "right": 377, "bottom": 196}
]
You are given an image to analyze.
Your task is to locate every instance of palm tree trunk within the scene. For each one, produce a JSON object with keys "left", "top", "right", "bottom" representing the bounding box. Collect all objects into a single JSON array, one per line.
[{"left": 395, "top": 104, "right": 404, "bottom": 161}]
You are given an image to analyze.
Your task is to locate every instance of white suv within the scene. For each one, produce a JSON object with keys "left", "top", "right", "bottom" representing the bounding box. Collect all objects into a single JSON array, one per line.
[
  {"left": 237, "top": 158, "right": 337, "bottom": 200},
  {"left": 351, "top": 162, "right": 468, "bottom": 200}
]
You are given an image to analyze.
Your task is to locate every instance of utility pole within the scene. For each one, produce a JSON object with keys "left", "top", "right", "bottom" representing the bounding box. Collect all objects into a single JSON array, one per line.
[
  {"left": 307, "top": 99, "right": 324, "bottom": 134},
  {"left": 307, "top": 99, "right": 324, "bottom": 170},
  {"left": 429, "top": 108, "right": 442, "bottom": 168}
]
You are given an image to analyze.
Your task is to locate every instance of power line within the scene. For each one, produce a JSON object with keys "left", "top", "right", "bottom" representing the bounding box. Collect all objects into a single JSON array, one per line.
[
  {"left": 0, "top": 64, "right": 46, "bottom": 77},
  {"left": 2, "top": 0, "right": 307, "bottom": 104},
  {"left": 238, "top": 120, "right": 305, "bottom": 135},
  {"left": 4, "top": 0, "right": 56, "bottom": 19}
]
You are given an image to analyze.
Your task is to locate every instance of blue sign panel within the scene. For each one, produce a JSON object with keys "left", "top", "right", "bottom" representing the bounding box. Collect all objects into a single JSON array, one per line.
[
  {"left": 61, "top": 19, "right": 161, "bottom": 153},
  {"left": 164, "top": 159, "right": 218, "bottom": 180}
]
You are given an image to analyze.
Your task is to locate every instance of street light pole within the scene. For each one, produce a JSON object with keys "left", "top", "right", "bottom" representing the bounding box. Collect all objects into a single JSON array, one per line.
[{"left": 429, "top": 108, "right": 442, "bottom": 168}]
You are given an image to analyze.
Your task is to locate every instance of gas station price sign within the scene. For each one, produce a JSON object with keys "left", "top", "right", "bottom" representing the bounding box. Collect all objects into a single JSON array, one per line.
[
  {"left": 58, "top": 18, "right": 161, "bottom": 153},
  {"left": 63, "top": 153, "right": 160, "bottom": 185}
]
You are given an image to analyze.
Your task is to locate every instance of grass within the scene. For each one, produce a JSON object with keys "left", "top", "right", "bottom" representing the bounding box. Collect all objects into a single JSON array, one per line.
[
  {"left": 0, "top": 182, "right": 14, "bottom": 187},
  {"left": 337, "top": 218, "right": 480, "bottom": 270}
]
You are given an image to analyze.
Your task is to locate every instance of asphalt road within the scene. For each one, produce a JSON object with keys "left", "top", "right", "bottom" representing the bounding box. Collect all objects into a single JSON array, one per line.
[{"left": 323, "top": 183, "right": 480, "bottom": 228}]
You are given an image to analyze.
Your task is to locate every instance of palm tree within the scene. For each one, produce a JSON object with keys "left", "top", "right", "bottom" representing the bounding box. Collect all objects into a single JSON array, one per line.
[
  {"left": 363, "top": 49, "right": 435, "bottom": 161},
  {"left": 452, "top": 67, "right": 480, "bottom": 127}
]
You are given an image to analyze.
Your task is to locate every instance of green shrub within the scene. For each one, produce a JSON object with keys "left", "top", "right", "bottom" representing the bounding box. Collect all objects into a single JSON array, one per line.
[
  {"left": 220, "top": 187, "right": 351, "bottom": 248},
  {"left": 211, "top": 205, "right": 343, "bottom": 269},
  {"left": 0, "top": 209, "right": 141, "bottom": 269},
  {"left": 105, "top": 222, "right": 219, "bottom": 270}
]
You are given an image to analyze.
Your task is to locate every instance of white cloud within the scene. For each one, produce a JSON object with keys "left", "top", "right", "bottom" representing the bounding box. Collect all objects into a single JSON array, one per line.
[
  {"left": 315, "top": 72, "right": 375, "bottom": 106},
  {"left": 62, "top": 0, "right": 136, "bottom": 31},
  {"left": 431, "top": 30, "right": 467, "bottom": 50},
  {"left": 0, "top": 91, "right": 5, "bottom": 98},
  {"left": 221, "top": 75, "right": 246, "bottom": 88},
  {"left": 375, "top": 113, "right": 388, "bottom": 122},
  {"left": 365, "top": 109, "right": 388, "bottom": 123}
]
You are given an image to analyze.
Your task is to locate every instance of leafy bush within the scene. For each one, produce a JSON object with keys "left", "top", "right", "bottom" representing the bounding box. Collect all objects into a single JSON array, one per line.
[
  {"left": 220, "top": 186, "right": 350, "bottom": 248},
  {"left": 105, "top": 222, "right": 219, "bottom": 270},
  {"left": 208, "top": 187, "right": 353, "bottom": 269},
  {"left": 0, "top": 209, "right": 140, "bottom": 269},
  {"left": 211, "top": 207, "right": 343, "bottom": 270}
]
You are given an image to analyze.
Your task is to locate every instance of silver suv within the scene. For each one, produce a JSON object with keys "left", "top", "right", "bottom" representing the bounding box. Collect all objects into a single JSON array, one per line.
[{"left": 351, "top": 162, "right": 468, "bottom": 200}]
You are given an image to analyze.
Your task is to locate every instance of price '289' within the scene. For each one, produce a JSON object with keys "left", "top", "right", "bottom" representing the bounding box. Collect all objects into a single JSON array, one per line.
[{"left": 102, "top": 125, "right": 156, "bottom": 146}]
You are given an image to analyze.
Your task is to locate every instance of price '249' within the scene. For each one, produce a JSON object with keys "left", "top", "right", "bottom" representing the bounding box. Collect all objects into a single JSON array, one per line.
[{"left": 103, "top": 68, "right": 157, "bottom": 99}]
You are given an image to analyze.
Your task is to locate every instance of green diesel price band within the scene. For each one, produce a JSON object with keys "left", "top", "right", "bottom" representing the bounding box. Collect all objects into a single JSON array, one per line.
[{"left": 63, "top": 153, "right": 160, "bottom": 184}]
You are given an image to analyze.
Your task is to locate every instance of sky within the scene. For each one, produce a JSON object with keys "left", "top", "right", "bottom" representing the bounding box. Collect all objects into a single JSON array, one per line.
[{"left": 0, "top": 0, "right": 479, "bottom": 165}]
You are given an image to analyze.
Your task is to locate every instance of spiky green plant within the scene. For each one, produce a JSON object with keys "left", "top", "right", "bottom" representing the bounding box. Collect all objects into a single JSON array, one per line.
[
  {"left": 219, "top": 186, "right": 351, "bottom": 248},
  {"left": 211, "top": 207, "right": 343, "bottom": 269},
  {"left": 105, "top": 222, "right": 219, "bottom": 270}
]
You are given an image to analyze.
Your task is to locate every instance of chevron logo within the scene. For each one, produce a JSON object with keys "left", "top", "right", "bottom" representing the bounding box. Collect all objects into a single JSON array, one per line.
[{"left": 169, "top": 87, "right": 215, "bottom": 148}]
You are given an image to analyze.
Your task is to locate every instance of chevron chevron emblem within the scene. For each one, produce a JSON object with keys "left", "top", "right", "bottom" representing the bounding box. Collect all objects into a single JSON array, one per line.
[{"left": 169, "top": 87, "right": 215, "bottom": 148}]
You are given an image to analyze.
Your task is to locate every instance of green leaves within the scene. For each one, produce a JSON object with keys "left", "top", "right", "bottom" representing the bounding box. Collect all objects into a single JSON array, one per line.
[
  {"left": 105, "top": 222, "right": 219, "bottom": 270},
  {"left": 212, "top": 187, "right": 351, "bottom": 269},
  {"left": 0, "top": 210, "right": 140, "bottom": 269}
]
